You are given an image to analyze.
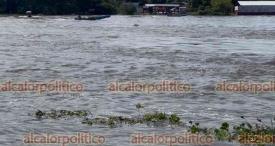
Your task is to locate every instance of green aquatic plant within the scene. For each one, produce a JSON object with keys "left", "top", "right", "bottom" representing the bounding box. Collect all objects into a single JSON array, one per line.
[
  {"left": 107, "top": 118, "right": 116, "bottom": 128},
  {"left": 74, "top": 110, "right": 88, "bottom": 117},
  {"left": 169, "top": 114, "right": 181, "bottom": 124},
  {"left": 190, "top": 123, "right": 200, "bottom": 133},
  {"left": 143, "top": 112, "right": 168, "bottom": 122},
  {"left": 80, "top": 112, "right": 182, "bottom": 127},
  {"left": 94, "top": 118, "right": 108, "bottom": 124},
  {"left": 232, "top": 117, "right": 275, "bottom": 146},
  {"left": 82, "top": 118, "right": 93, "bottom": 125},
  {"left": 185, "top": 119, "right": 275, "bottom": 146},
  {"left": 34, "top": 106, "right": 182, "bottom": 127},
  {"left": 188, "top": 121, "right": 208, "bottom": 134},
  {"left": 214, "top": 122, "right": 231, "bottom": 141},
  {"left": 36, "top": 108, "right": 275, "bottom": 146},
  {"left": 109, "top": 116, "right": 142, "bottom": 125},
  {"left": 233, "top": 116, "right": 275, "bottom": 137},
  {"left": 81, "top": 116, "right": 140, "bottom": 127},
  {"left": 34, "top": 110, "right": 88, "bottom": 119},
  {"left": 190, "top": 124, "right": 199, "bottom": 133}
]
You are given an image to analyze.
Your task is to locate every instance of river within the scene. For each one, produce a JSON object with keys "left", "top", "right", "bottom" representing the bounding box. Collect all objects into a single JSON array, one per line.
[{"left": 0, "top": 15, "right": 275, "bottom": 146}]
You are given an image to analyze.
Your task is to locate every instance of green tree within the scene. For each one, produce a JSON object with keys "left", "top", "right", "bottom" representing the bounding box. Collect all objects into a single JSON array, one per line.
[
  {"left": 211, "top": 0, "right": 233, "bottom": 15},
  {"left": 119, "top": 3, "right": 137, "bottom": 15},
  {"left": 0, "top": 0, "right": 5, "bottom": 13},
  {"left": 97, "top": 2, "right": 117, "bottom": 14}
]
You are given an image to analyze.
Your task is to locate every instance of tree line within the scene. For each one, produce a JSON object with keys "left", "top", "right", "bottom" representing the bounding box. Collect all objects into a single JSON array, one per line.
[
  {"left": 188, "top": 0, "right": 233, "bottom": 15},
  {"left": 0, "top": 0, "right": 273, "bottom": 15},
  {"left": 0, "top": 0, "right": 124, "bottom": 15}
]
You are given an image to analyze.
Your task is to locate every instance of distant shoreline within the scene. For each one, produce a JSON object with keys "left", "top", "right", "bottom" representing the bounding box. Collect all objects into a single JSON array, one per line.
[
  {"left": 1, "top": 13, "right": 275, "bottom": 17},
  {"left": 0, "top": 13, "right": 233, "bottom": 16}
]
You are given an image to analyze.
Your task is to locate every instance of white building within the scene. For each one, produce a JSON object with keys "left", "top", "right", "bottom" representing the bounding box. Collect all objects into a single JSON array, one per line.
[{"left": 236, "top": 1, "right": 275, "bottom": 15}]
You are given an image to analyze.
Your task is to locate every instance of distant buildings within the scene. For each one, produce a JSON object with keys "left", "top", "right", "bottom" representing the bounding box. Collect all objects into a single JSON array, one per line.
[
  {"left": 235, "top": 1, "right": 275, "bottom": 15},
  {"left": 143, "top": 4, "right": 186, "bottom": 15}
]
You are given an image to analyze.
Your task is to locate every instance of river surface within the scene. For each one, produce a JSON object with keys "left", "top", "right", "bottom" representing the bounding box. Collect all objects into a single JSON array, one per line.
[{"left": 0, "top": 15, "right": 275, "bottom": 146}]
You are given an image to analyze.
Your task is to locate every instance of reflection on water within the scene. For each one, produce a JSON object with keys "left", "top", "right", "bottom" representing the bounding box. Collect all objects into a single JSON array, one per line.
[{"left": 0, "top": 15, "right": 275, "bottom": 146}]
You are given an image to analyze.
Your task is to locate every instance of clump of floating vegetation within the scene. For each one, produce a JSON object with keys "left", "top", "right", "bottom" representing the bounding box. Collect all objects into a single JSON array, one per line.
[
  {"left": 82, "top": 116, "right": 143, "bottom": 128},
  {"left": 34, "top": 105, "right": 182, "bottom": 128},
  {"left": 143, "top": 112, "right": 167, "bottom": 122},
  {"left": 81, "top": 112, "right": 182, "bottom": 128},
  {"left": 188, "top": 116, "right": 275, "bottom": 146},
  {"left": 83, "top": 103, "right": 181, "bottom": 127},
  {"left": 143, "top": 112, "right": 182, "bottom": 124},
  {"left": 169, "top": 114, "right": 181, "bottom": 124},
  {"left": 33, "top": 106, "right": 275, "bottom": 146},
  {"left": 34, "top": 110, "right": 88, "bottom": 119},
  {"left": 214, "top": 122, "right": 231, "bottom": 141},
  {"left": 233, "top": 117, "right": 275, "bottom": 135},
  {"left": 231, "top": 116, "right": 275, "bottom": 146},
  {"left": 188, "top": 121, "right": 209, "bottom": 134}
]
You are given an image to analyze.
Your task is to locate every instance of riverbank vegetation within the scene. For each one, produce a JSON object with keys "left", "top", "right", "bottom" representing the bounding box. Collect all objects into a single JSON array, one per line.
[
  {"left": 1, "top": 0, "right": 274, "bottom": 15},
  {"left": 0, "top": 0, "right": 235, "bottom": 15},
  {"left": 188, "top": 0, "right": 233, "bottom": 15},
  {"left": 0, "top": 0, "right": 127, "bottom": 15}
]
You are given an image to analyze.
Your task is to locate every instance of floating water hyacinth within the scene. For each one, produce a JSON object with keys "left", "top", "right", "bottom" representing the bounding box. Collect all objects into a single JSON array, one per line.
[
  {"left": 34, "top": 110, "right": 89, "bottom": 119},
  {"left": 33, "top": 108, "right": 275, "bottom": 146}
]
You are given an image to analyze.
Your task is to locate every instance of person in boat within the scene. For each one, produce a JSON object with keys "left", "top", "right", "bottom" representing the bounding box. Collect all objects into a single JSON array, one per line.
[
  {"left": 77, "top": 15, "right": 82, "bottom": 20},
  {"left": 26, "top": 11, "right": 32, "bottom": 18}
]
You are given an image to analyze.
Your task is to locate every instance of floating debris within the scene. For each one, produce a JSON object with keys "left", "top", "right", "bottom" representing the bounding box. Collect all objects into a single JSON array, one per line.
[
  {"left": 81, "top": 112, "right": 181, "bottom": 128},
  {"left": 33, "top": 109, "right": 275, "bottom": 145},
  {"left": 35, "top": 110, "right": 45, "bottom": 118},
  {"left": 135, "top": 103, "right": 144, "bottom": 109},
  {"left": 34, "top": 110, "right": 88, "bottom": 119},
  {"left": 188, "top": 117, "right": 275, "bottom": 145}
]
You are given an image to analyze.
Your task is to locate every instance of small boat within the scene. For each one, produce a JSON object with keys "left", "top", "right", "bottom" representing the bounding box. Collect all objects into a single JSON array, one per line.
[
  {"left": 167, "top": 12, "right": 187, "bottom": 17},
  {"left": 75, "top": 15, "right": 111, "bottom": 20},
  {"left": 16, "top": 11, "right": 43, "bottom": 19},
  {"left": 16, "top": 16, "right": 42, "bottom": 19}
]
